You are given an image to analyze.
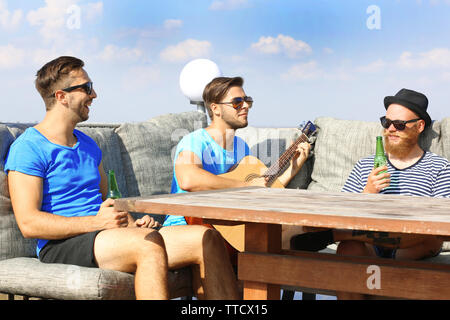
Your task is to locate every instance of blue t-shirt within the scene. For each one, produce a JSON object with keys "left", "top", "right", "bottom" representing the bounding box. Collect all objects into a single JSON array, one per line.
[
  {"left": 4, "top": 127, "right": 103, "bottom": 256},
  {"left": 164, "top": 128, "right": 251, "bottom": 226}
]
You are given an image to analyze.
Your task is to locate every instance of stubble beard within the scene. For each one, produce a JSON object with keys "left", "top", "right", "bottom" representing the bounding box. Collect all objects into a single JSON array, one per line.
[{"left": 222, "top": 111, "right": 248, "bottom": 130}]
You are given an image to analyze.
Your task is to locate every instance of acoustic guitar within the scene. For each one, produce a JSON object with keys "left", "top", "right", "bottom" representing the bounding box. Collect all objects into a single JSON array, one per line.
[{"left": 186, "top": 121, "right": 317, "bottom": 252}]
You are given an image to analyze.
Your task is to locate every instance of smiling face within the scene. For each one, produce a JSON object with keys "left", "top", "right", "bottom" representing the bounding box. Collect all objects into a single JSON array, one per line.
[
  {"left": 383, "top": 104, "right": 425, "bottom": 157},
  {"left": 62, "top": 68, "right": 97, "bottom": 123}
]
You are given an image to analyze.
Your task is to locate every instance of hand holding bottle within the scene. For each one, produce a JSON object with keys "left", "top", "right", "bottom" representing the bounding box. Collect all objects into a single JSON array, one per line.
[
  {"left": 363, "top": 166, "right": 391, "bottom": 193},
  {"left": 95, "top": 198, "right": 129, "bottom": 229}
]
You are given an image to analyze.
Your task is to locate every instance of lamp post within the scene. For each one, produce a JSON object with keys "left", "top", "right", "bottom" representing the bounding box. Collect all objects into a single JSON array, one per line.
[{"left": 179, "top": 59, "right": 222, "bottom": 114}]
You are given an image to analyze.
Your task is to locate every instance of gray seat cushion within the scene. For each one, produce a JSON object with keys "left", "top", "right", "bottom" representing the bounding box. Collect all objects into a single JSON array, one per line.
[{"left": 0, "top": 257, "right": 192, "bottom": 300}]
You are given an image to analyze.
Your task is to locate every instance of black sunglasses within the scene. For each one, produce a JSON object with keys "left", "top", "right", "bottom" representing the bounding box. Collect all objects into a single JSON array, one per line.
[
  {"left": 216, "top": 96, "right": 253, "bottom": 110},
  {"left": 51, "top": 81, "right": 93, "bottom": 98},
  {"left": 380, "top": 116, "right": 421, "bottom": 131}
]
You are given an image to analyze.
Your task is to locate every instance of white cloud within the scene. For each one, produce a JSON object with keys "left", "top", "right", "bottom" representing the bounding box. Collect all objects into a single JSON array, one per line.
[
  {"left": 0, "top": 0, "right": 23, "bottom": 29},
  {"left": 251, "top": 34, "right": 312, "bottom": 58},
  {"left": 281, "top": 61, "right": 323, "bottom": 80},
  {"left": 96, "top": 44, "right": 143, "bottom": 63},
  {"left": 0, "top": 44, "right": 25, "bottom": 69},
  {"left": 160, "top": 39, "right": 212, "bottom": 63},
  {"left": 164, "top": 19, "right": 183, "bottom": 30},
  {"left": 27, "top": 0, "right": 103, "bottom": 41},
  {"left": 281, "top": 60, "right": 354, "bottom": 82},
  {"left": 85, "top": 2, "right": 103, "bottom": 21},
  {"left": 356, "top": 59, "right": 387, "bottom": 73},
  {"left": 209, "top": 0, "right": 249, "bottom": 11},
  {"left": 398, "top": 48, "right": 450, "bottom": 69}
]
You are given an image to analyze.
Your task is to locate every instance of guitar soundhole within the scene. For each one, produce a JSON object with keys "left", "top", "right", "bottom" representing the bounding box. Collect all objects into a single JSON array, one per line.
[{"left": 245, "top": 174, "right": 261, "bottom": 182}]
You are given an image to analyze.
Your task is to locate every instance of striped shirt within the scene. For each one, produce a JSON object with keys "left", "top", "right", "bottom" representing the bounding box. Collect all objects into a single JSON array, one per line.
[{"left": 342, "top": 151, "right": 450, "bottom": 198}]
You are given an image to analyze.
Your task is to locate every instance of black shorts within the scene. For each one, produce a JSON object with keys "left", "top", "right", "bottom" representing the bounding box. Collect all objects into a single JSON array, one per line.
[{"left": 39, "top": 231, "right": 102, "bottom": 268}]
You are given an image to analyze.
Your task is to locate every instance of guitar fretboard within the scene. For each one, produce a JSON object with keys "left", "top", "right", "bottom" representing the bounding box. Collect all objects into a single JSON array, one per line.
[{"left": 262, "top": 133, "right": 309, "bottom": 186}]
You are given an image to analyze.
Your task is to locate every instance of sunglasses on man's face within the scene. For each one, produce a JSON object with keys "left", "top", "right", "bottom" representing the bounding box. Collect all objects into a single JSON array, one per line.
[
  {"left": 216, "top": 96, "right": 253, "bottom": 110},
  {"left": 380, "top": 116, "right": 421, "bottom": 131},
  {"left": 52, "top": 81, "right": 93, "bottom": 98}
]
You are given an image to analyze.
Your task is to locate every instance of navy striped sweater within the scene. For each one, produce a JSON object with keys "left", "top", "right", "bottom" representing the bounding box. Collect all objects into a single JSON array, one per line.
[{"left": 342, "top": 152, "right": 450, "bottom": 197}]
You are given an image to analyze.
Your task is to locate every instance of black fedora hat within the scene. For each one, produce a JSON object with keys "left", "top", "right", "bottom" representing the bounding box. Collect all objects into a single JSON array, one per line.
[{"left": 384, "top": 88, "right": 432, "bottom": 127}]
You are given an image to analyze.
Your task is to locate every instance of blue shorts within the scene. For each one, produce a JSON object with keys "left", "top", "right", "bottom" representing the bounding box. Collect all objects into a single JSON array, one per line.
[
  {"left": 373, "top": 245, "right": 397, "bottom": 259},
  {"left": 373, "top": 245, "right": 443, "bottom": 260}
]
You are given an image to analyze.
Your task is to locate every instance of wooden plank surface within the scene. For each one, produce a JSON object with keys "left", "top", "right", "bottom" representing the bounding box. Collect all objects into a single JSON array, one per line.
[
  {"left": 115, "top": 187, "right": 450, "bottom": 236},
  {"left": 238, "top": 252, "right": 450, "bottom": 300}
]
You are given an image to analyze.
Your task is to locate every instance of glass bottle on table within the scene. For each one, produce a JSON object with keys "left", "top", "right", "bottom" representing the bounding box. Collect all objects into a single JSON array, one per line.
[
  {"left": 374, "top": 136, "right": 388, "bottom": 174},
  {"left": 107, "top": 170, "right": 122, "bottom": 199}
]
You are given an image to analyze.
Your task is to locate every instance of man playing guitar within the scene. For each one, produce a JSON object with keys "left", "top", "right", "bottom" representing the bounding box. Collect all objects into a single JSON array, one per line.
[{"left": 163, "top": 76, "right": 311, "bottom": 259}]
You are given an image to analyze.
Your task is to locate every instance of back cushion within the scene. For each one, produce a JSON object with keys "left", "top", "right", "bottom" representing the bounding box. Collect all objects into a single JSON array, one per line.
[
  {"left": 77, "top": 125, "right": 128, "bottom": 197},
  {"left": 0, "top": 124, "right": 37, "bottom": 260},
  {"left": 115, "top": 111, "right": 207, "bottom": 197}
]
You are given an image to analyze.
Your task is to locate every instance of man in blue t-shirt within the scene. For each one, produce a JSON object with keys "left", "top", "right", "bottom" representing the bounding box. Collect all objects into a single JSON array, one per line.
[
  {"left": 4, "top": 56, "right": 239, "bottom": 300},
  {"left": 290, "top": 89, "right": 449, "bottom": 299},
  {"left": 164, "top": 77, "right": 311, "bottom": 259}
]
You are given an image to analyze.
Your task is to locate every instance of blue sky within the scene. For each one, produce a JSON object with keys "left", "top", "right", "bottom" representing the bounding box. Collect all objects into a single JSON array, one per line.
[{"left": 1, "top": 0, "right": 450, "bottom": 127}]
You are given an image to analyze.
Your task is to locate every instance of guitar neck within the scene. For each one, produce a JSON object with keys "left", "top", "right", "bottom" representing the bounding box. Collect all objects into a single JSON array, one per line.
[{"left": 263, "top": 133, "right": 309, "bottom": 185}]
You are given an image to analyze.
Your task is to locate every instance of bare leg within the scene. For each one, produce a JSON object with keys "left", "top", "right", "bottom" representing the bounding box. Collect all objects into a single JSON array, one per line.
[
  {"left": 335, "top": 240, "right": 376, "bottom": 300},
  {"left": 159, "top": 225, "right": 240, "bottom": 300},
  {"left": 93, "top": 227, "right": 169, "bottom": 300},
  {"left": 395, "top": 237, "right": 443, "bottom": 260}
]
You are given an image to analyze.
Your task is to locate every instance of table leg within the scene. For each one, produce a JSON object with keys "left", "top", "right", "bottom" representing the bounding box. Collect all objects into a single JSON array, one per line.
[{"left": 242, "top": 223, "right": 281, "bottom": 300}]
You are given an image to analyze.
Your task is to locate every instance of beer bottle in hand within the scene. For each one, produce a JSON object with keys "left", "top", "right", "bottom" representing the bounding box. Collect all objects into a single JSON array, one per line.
[
  {"left": 374, "top": 136, "right": 388, "bottom": 174},
  {"left": 107, "top": 170, "right": 122, "bottom": 199}
]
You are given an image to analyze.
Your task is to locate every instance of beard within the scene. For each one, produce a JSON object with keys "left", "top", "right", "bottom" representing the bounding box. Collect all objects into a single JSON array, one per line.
[
  {"left": 221, "top": 108, "right": 249, "bottom": 130},
  {"left": 70, "top": 99, "right": 91, "bottom": 123},
  {"left": 383, "top": 125, "right": 421, "bottom": 158}
]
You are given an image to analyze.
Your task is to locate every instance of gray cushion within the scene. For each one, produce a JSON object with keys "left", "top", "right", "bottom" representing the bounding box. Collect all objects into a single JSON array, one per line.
[
  {"left": 438, "top": 118, "right": 450, "bottom": 161},
  {"left": 0, "top": 124, "right": 36, "bottom": 260},
  {"left": 308, "top": 117, "right": 442, "bottom": 192},
  {"left": 115, "top": 111, "right": 207, "bottom": 198},
  {"left": 235, "top": 126, "right": 314, "bottom": 189},
  {"left": 77, "top": 125, "right": 128, "bottom": 197},
  {"left": 0, "top": 257, "right": 192, "bottom": 300}
]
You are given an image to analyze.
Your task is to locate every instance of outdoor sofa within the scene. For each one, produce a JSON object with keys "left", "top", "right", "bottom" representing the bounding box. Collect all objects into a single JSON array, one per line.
[{"left": 0, "top": 111, "right": 448, "bottom": 300}]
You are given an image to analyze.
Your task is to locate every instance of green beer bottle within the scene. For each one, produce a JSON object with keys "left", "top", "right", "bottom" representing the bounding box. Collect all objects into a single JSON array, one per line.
[
  {"left": 374, "top": 136, "right": 388, "bottom": 174},
  {"left": 107, "top": 170, "right": 122, "bottom": 199}
]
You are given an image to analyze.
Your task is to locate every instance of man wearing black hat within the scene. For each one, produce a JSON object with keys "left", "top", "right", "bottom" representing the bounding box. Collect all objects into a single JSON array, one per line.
[{"left": 290, "top": 88, "right": 450, "bottom": 299}]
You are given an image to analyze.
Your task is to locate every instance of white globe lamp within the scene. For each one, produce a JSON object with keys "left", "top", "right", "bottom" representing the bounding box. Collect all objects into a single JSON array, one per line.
[{"left": 179, "top": 59, "right": 222, "bottom": 113}]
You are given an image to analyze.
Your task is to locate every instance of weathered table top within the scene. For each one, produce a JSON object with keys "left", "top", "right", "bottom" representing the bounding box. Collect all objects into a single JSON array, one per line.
[{"left": 115, "top": 187, "right": 450, "bottom": 236}]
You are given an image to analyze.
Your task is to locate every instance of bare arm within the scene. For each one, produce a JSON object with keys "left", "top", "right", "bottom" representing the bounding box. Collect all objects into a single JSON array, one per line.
[
  {"left": 8, "top": 170, "right": 128, "bottom": 240},
  {"left": 99, "top": 161, "right": 108, "bottom": 201},
  {"left": 175, "top": 151, "right": 266, "bottom": 192}
]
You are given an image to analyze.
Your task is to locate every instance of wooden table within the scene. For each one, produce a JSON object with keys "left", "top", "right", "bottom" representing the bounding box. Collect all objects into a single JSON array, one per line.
[{"left": 115, "top": 187, "right": 450, "bottom": 300}]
